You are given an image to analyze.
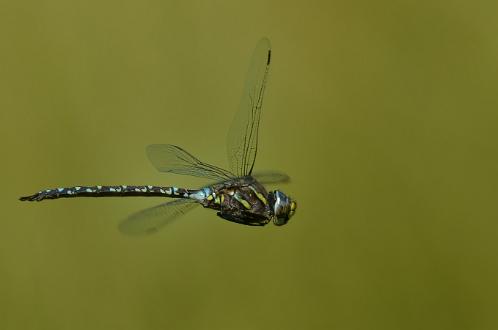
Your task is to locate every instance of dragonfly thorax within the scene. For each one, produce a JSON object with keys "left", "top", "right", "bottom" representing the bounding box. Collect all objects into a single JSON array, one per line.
[{"left": 269, "top": 190, "right": 297, "bottom": 226}]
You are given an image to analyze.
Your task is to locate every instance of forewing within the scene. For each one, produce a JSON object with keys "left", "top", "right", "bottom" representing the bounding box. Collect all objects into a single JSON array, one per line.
[
  {"left": 119, "top": 199, "right": 199, "bottom": 235},
  {"left": 227, "top": 38, "right": 271, "bottom": 176},
  {"left": 147, "top": 144, "right": 234, "bottom": 181},
  {"left": 252, "top": 171, "right": 290, "bottom": 184}
]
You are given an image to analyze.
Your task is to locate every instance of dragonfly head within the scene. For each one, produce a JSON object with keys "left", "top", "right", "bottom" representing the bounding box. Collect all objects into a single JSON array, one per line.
[{"left": 270, "top": 190, "right": 297, "bottom": 226}]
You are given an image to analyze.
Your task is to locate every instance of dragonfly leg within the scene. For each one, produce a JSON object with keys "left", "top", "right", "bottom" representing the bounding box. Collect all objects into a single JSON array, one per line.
[{"left": 216, "top": 211, "right": 269, "bottom": 226}]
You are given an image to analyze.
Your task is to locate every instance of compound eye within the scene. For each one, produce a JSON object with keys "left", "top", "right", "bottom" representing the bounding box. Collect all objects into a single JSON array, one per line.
[{"left": 273, "top": 215, "right": 289, "bottom": 226}]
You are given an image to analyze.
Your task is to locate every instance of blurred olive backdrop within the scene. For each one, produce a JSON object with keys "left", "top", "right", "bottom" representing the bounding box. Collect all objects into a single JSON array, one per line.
[{"left": 2, "top": 0, "right": 498, "bottom": 329}]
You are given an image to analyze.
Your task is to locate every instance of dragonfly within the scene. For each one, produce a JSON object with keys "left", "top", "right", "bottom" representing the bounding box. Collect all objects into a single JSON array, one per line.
[{"left": 20, "top": 38, "right": 297, "bottom": 234}]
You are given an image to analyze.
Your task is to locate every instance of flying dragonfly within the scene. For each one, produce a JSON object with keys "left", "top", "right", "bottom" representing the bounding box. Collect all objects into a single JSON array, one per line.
[{"left": 20, "top": 38, "right": 297, "bottom": 234}]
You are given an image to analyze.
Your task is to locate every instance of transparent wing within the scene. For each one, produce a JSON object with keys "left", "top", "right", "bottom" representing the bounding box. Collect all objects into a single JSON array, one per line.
[
  {"left": 252, "top": 171, "right": 290, "bottom": 184},
  {"left": 227, "top": 38, "right": 271, "bottom": 177},
  {"left": 147, "top": 144, "right": 234, "bottom": 181},
  {"left": 119, "top": 199, "right": 199, "bottom": 236}
]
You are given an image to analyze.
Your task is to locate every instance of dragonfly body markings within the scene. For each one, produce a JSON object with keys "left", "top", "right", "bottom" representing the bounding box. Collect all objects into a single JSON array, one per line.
[
  {"left": 20, "top": 185, "right": 199, "bottom": 200},
  {"left": 20, "top": 38, "right": 297, "bottom": 233}
]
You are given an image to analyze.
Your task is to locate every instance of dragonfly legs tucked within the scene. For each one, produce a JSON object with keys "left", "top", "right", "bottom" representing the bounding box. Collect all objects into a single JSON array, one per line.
[{"left": 216, "top": 210, "right": 270, "bottom": 226}]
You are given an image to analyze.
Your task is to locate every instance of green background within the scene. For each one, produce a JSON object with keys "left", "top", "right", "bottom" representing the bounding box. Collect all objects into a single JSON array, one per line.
[{"left": 2, "top": 1, "right": 498, "bottom": 329}]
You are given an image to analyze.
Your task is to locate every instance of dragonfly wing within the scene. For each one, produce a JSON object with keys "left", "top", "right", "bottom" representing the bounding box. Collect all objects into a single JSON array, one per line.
[
  {"left": 119, "top": 199, "right": 199, "bottom": 235},
  {"left": 252, "top": 170, "right": 290, "bottom": 184},
  {"left": 227, "top": 38, "right": 271, "bottom": 177},
  {"left": 147, "top": 144, "right": 234, "bottom": 181}
]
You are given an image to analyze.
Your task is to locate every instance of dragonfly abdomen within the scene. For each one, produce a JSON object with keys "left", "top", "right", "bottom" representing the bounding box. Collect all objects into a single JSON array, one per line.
[{"left": 19, "top": 185, "right": 204, "bottom": 202}]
